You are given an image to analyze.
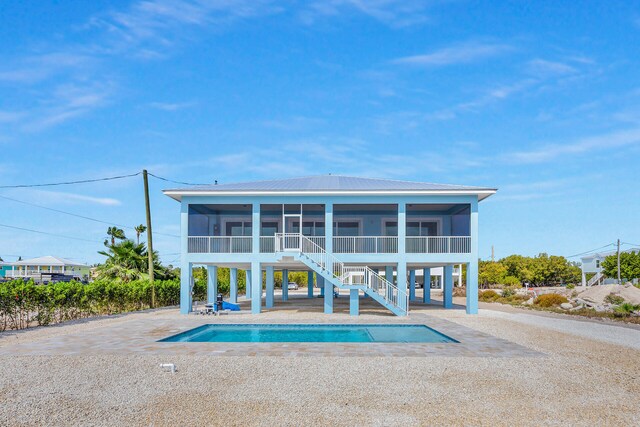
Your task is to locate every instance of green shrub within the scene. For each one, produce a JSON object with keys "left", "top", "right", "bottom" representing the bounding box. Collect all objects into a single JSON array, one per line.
[
  {"left": 613, "top": 303, "right": 640, "bottom": 317},
  {"left": 604, "top": 294, "right": 625, "bottom": 305},
  {"left": 479, "top": 290, "right": 500, "bottom": 302},
  {"left": 533, "top": 293, "right": 569, "bottom": 308},
  {"left": 0, "top": 279, "right": 181, "bottom": 331},
  {"left": 566, "top": 283, "right": 575, "bottom": 289}
]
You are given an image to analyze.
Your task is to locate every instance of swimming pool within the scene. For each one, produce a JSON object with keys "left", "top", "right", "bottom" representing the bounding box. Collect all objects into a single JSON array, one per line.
[{"left": 159, "top": 324, "right": 457, "bottom": 343}]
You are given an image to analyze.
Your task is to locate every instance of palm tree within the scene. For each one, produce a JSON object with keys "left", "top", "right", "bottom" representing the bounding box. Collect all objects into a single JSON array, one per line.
[
  {"left": 97, "top": 239, "right": 176, "bottom": 282},
  {"left": 134, "top": 224, "right": 147, "bottom": 244},
  {"left": 106, "top": 227, "right": 126, "bottom": 246}
]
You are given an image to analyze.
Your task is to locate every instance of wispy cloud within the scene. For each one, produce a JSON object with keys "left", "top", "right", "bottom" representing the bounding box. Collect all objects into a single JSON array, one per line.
[
  {"left": 503, "top": 128, "right": 640, "bottom": 164},
  {"left": 0, "top": 52, "right": 93, "bottom": 84},
  {"left": 526, "top": 59, "right": 577, "bottom": 76},
  {"left": 300, "top": 0, "right": 435, "bottom": 27},
  {"left": 148, "top": 101, "right": 196, "bottom": 111},
  {"left": 86, "top": 0, "right": 281, "bottom": 56},
  {"left": 392, "top": 41, "right": 513, "bottom": 67},
  {"left": 29, "top": 190, "right": 122, "bottom": 206},
  {"left": 24, "top": 82, "right": 114, "bottom": 131}
]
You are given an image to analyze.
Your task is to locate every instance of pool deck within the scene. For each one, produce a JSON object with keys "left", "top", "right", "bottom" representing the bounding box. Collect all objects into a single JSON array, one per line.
[
  {"left": 0, "top": 294, "right": 540, "bottom": 358},
  {"left": 2, "top": 291, "right": 640, "bottom": 426}
]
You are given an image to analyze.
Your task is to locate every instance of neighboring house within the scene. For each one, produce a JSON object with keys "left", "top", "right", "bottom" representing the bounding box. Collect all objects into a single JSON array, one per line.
[
  {"left": 164, "top": 175, "right": 496, "bottom": 316},
  {"left": 0, "top": 261, "right": 12, "bottom": 278},
  {"left": 581, "top": 248, "right": 640, "bottom": 286},
  {"left": 5, "top": 256, "right": 90, "bottom": 283}
]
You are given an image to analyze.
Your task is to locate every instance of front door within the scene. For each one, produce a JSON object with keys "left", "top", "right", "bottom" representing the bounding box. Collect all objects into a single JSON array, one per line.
[{"left": 282, "top": 214, "right": 302, "bottom": 250}]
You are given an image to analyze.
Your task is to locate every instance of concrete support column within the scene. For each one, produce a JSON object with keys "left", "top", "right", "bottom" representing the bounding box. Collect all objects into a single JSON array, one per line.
[
  {"left": 466, "top": 261, "right": 478, "bottom": 314},
  {"left": 246, "top": 270, "right": 252, "bottom": 299},
  {"left": 266, "top": 266, "right": 274, "bottom": 308},
  {"left": 246, "top": 203, "right": 262, "bottom": 298},
  {"left": 319, "top": 276, "right": 325, "bottom": 296},
  {"left": 282, "top": 269, "right": 289, "bottom": 301},
  {"left": 251, "top": 261, "right": 261, "bottom": 314},
  {"left": 207, "top": 266, "right": 218, "bottom": 304},
  {"left": 423, "top": 267, "right": 431, "bottom": 303},
  {"left": 307, "top": 271, "right": 314, "bottom": 298},
  {"left": 230, "top": 268, "right": 238, "bottom": 303},
  {"left": 443, "top": 265, "right": 453, "bottom": 309},
  {"left": 180, "top": 262, "right": 192, "bottom": 314},
  {"left": 324, "top": 202, "right": 333, "bottom": 314},
  {"left": 350, "top": 289, "right": 359, "bottom": 316},
  {"left": 468, "top": 197, "right": 479, "bottom": 314},
  {"left": 397, "top": 262, "right": 407, "bottom": 313},
  {"left": 581, "top": 271, "right": 587, "bottom": 287},
  {"left": 409, "top": 269, "right": 416, "bottom": 301}
]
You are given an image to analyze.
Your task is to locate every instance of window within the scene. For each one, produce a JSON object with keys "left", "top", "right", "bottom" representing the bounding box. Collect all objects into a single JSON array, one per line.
[
  {"left": 407, "top": 221, "right": 439, "bottom": 236},
  {"left": 261, "top": 221, "right": 279, "bottom": 236},
  {"left": 225, "top": 221, "right": 252, "bottom": 236},
  {"left": 596, "top": 260, "right": 600, "bottom": 269},
  {"left": 383, "top": 221, "right": 398, "bottom": 236},
  {"left": 334, "top": 221, "right": 360, "bottom": 236},
  {"left": 302, "top": 221, "right": 325, "bottom": 236}
]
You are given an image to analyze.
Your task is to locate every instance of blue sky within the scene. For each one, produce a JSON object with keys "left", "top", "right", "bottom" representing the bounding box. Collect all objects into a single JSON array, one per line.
[{"left": 1, "top": 0, "right": 639, "bottom": 265}]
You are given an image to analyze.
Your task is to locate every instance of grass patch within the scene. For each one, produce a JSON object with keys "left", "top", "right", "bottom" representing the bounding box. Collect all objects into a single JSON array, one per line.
[{"left": 533, "top": 293, "right": 568, "bottom": 308}]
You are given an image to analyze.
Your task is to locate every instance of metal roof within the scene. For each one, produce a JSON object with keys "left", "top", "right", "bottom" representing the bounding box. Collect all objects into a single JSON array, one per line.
[
  {"left": 11, "top": 256, "right": 88, "bottom": 267},
  {"left": 164, "top": 175, "right": 497, "bottom": 201}
]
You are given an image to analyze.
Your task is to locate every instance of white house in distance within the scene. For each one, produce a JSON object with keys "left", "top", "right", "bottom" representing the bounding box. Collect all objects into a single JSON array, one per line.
[
  {"left": 580, "top": 247, "right": 640, "bottom": 286},
  {"left": 4, "top": 256, "right": 90, "bottom": 282}
]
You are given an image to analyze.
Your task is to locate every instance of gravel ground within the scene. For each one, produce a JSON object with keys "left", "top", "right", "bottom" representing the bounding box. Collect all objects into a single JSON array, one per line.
[{"left": 1, "top": 302, "right": 639, "bottom": 426}]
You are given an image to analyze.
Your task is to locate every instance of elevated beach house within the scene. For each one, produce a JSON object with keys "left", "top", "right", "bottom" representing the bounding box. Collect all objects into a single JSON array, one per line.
[{"left": 164, "top": 175, "right": 496, "bottom": 316}]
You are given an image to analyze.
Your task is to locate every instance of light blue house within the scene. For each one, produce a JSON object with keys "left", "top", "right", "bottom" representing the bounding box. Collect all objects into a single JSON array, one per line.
[{"left": 164, "top": 175, "right": 496, "bottom": 316}]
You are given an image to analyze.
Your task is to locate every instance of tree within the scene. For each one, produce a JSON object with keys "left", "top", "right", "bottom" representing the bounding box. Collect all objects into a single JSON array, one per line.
[
  {"left": 602, "top": 251, "right": 640, "bottom": 281},
  {"left": 96, "top": 237, "right": 176, "bottom": 282},
  {"left": 106, "top": 227, "right": 126, "bottom": 246},
  {"left": 478, "top": 261, "right": 507, "bottom": 287},
  {"left": 134, "top": 224, "right": 147, "bottom": 244}
]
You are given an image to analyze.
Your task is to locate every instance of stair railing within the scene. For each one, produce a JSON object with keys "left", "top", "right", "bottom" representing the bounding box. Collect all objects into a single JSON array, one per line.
[{"left": 276, "top": 233, "right": 407, "bottom": 314}]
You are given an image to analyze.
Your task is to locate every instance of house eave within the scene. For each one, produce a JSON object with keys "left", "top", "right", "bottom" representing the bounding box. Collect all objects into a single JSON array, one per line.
[{"left": 163, "top": 189, "right": 498, "bottom": 202}]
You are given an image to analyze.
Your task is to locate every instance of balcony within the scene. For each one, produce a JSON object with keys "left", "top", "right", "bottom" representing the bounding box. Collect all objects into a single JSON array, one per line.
[
  {"left": 255, "top": 235, "right": 470, "bottom": 254},
  {"left": 406, "top": 236, "right": 471, "bottom": 254},
  {"left": 188, "top": 236, "right": 252, "bottom": 253},
  {"left": 333, "top": 236, "right": 398, "bottom": 254}
]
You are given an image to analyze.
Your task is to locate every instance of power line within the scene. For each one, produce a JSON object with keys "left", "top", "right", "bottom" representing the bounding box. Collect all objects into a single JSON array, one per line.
[
  {"left": 0, "top": 223, "right": 97, "bottom": 243},
  {"left": 566, "top": 243, "right": 616, "bottom": 258},
  {"left": 622, "top": 242, "right": 640, "bottom": 248},
  {"left": 147, "top": 172, "right": 208, "bottom": 186},
  {"left": 0, "top": 172, "right": 141, "bottom": 189},
  {"left": 0, "top": 194, "right": 180, "bottom": 238}
]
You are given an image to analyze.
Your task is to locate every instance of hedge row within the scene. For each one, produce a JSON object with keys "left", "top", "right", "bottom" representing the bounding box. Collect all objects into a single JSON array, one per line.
[{"left": 0, "top": 279, "right": 201, "bottom": 331}]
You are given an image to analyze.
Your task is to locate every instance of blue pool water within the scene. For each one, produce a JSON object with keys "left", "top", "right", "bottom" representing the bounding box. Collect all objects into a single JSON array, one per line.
[{"left": 159, "top": 324, "right": 457, "bottom": 343}]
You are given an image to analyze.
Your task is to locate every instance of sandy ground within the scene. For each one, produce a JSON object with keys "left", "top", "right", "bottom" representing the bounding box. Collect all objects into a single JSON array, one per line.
[{"left": 1, "top": 293, "right": 639, "bottom": 426}]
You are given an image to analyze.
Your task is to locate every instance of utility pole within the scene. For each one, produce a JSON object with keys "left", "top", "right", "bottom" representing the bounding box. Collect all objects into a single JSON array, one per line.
[
  {"left": 143, "top": 170, "right": 155, "bottom": 308},
  {"left": 617, "top": 238, "right": 621, "bottom": 285},
  {"left": 491, "top": 245, "right": 495, "bottom": 262}
]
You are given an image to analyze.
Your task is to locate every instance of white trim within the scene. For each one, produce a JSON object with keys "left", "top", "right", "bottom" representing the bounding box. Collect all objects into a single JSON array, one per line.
[{"left": 165, "top": 189, "right": 497, "bottom": 201}]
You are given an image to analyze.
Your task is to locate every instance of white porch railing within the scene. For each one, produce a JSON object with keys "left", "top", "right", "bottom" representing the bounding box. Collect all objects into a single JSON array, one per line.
[
  {"left": 406, "top": 236, "right": 471, "bottom": 254},
  {"left": 188, "top": 236, "right": 252, "bottom": 253},
  {"left": 5, "top": 270, "right": 83, "bottom": 278},
  {"left": 261, "top": 236, "right": 325, "bottom": 253},
  {"left": 275, "top": 233, "right": 407, "bottom": 315},
  {"left": 333, "top": 236, "right": 398, "bottom": 253}
]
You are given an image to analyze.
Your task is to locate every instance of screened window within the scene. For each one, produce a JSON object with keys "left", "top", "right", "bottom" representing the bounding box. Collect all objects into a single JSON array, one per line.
[{"left": 334, "top": 221, "right": 360, "bottom": 237}]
